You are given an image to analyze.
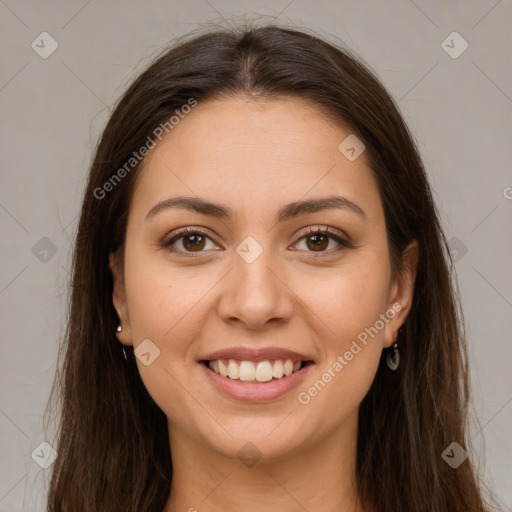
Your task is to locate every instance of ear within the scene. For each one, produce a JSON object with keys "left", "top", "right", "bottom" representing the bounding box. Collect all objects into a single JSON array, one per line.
[
  {"left": 109, "top": 252, "right": 133, "bottom": 347},
  {"left": 384, "top": 240, "right": 419, "bottom": 348}
]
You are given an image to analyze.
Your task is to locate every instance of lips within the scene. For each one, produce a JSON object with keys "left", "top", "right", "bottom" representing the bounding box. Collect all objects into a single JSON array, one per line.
[
  {"left": 199, "top": 346, "right": 314, "bottom": 363},
  {"left": 200, "top": 358, "right": 314, "bottom": 402},
  {"left": 198, "top": 346, "right": 315, "bottom": 402}
]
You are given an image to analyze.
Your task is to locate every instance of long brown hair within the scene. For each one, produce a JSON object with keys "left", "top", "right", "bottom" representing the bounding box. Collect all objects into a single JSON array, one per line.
[{"left": 44, "top": 23, "right": 498, "bottom": 511}]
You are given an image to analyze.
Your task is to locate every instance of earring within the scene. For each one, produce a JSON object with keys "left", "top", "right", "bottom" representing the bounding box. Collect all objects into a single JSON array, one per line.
[
  {"left": 386, "top": 331, "right": 400, "bottom": 371},
  {"left": 116, "top": 325, "right": 127, "bottom": 361}
]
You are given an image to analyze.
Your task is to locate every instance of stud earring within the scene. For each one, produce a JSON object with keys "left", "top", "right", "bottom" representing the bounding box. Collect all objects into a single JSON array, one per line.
[
  {"left": 386, "top": 331, "right": 400, "bottom": 371},
  {"left": 117, "top": 325, "right": 122, "bottom": 333}
]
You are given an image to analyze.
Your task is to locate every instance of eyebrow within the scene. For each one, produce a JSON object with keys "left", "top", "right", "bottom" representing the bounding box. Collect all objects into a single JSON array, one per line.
[{"left": 146, "top": 195, "right": 367, "bottom": 222}]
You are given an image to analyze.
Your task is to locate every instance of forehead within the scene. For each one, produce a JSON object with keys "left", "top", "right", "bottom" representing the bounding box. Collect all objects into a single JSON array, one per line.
[{"left": 130, "top": 95, "right": 383, "bottom": 225}]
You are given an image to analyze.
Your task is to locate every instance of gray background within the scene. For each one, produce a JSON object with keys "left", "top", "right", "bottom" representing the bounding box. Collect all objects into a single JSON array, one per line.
[{"left": 1, "top": 0, "right": 511, "bottom": 510}]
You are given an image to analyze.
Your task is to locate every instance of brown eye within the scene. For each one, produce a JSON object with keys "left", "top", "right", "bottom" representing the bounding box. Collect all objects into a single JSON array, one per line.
[
  {"left": 305, "top": 232, "right": 330, "bottom": 252},
  {"left": 294, "top": 227, "right": 352, "bottom": 254},
  {"left": 182, "top": 233, "right": 206, "bottom": 251},
  {"left": 163, "top": 226, "right": 352, "bottom": 257},
  {"left": 163, "top": 228, "right": 218, "bottom": 254}
]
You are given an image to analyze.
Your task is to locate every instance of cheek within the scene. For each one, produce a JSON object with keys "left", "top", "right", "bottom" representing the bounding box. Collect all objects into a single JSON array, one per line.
[
  {"left": 124, "top": 252, "right": 215, "bottom": 343},
  {"left": 123, "top": 255, "right": 211, "bottom": 426},
  {"left": 295, "top": 272, "right": 388, "bottom": 429},
  {"left": 293, "top": 258, "right": 391, "bottom": 424},
  {"left": 302, "top": 260, "right": 391, "bottom": 346}
]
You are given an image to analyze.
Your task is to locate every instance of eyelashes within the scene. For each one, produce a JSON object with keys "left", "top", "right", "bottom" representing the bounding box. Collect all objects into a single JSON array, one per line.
[
  {"left": 295, "top": 226, "right": 354, "bottom": 251},
  {"left": 162, "top": 227, "right": 218, "bottom": 255},
  {"left": 161, "top": 225, "right": 354, "bottom": 257}
]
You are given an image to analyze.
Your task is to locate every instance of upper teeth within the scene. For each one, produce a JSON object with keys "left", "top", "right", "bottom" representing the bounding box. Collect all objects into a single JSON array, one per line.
[{"left": 208, "top": 359, "right": 302, "bottom": 382}]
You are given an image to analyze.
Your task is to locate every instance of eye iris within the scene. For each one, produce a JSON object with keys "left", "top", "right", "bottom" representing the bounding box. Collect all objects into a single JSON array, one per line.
[
  {"left": 170, "top": 230, "right": 340, "bottom": 254},
  {"left": 306, "top": 233, "right": 329, "bottom": 251},
  {"left": 183, "top": 234, "right": 205, "bottom": 251}
]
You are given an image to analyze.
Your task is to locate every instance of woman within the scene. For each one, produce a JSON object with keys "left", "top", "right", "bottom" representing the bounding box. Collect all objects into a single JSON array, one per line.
[{"left": 44, "top": 24, "right": 496, "bottom": 511}]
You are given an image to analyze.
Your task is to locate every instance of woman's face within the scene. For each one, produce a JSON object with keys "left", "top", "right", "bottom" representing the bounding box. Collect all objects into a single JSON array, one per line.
[{"left": 111, "top": 95, "right": 416, "bottom": 461}]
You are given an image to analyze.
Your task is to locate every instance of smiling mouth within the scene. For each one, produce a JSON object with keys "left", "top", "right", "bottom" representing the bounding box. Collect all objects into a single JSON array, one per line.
[{"left": 201, "top": 358, "right": 314, "bottom": 383}]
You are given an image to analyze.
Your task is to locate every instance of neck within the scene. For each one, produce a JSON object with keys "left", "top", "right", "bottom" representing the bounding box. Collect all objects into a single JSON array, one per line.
[{"left": 163, "top": 411, "right": 371, "bottom": 512}]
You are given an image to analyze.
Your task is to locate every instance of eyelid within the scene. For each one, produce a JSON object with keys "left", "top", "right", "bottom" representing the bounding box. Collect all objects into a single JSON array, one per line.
[
  {"left": 162, "top": 226, "right": 220, "bottom": 248},
  {"left": 162, "top": 225, "right": 354, "bottom": 254},
  {"left": 294, "top": 225, "right": 351, "bottom": 244}
]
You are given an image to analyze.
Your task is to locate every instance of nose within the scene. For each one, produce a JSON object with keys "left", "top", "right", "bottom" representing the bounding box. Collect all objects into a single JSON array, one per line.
[{"left": 216, "top": 246, "right": 294, "bottom": 330}]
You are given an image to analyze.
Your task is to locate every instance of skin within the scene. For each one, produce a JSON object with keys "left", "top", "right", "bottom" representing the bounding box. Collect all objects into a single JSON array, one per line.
[{"left": 110, "top": 95, "right": 418, "bottom": 512}]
